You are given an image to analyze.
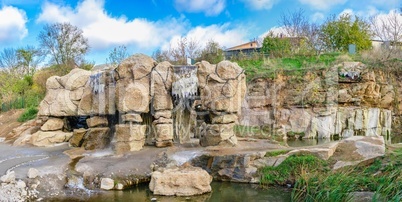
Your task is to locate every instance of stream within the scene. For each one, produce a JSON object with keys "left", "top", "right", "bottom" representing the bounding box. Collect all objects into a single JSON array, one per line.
[{"left": 53, "top": 182, "right": 291, "bottom": 202}]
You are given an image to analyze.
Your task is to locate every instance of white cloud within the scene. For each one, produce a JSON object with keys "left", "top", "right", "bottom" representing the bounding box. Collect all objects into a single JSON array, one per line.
[
  {"left": 259, "top": 26, "right": 287, "bottom": 39},
  {"left": 298, "top": 0, "right": 347, "bottom": 10},
  {"left": 37, "top": 0, "right": 188, "bottom": 51},
  {"left": 311, "top": 12, "right": 325, "bottom": 22},
  {"left": 240, "top": 0, "right": 279, "bottom": 10},
  {"left": 36, "top": 0, "right": 246, "bottom": 54},
  {"left": 0, "top": 6, "right": 27, "bottom": 43},
  {"left": 165, "top": 24, "right": 247, "bottom": 50},
  {"left": 174, "top": 0, "right": 226, "bottom": 16},
  {"left": 339, "top": 8, "right": 354, "bottom": 17}
]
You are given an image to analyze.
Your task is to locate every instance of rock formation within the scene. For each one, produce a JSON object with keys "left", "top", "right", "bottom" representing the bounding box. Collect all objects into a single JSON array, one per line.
[
  {"left": 242, "top": 62, "right": 395, "bottom": 142},
  {"left": 149, "top": 164, "right": 212, "bottom": 196},
  {"left": 25, "top": 54, "right": 246, "bottom": 153}
]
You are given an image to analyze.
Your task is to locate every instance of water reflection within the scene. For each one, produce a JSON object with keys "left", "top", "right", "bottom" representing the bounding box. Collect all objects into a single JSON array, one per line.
[
  {"left": 57, "top": 182, "right": 291, "bottom": 202},
  {"left": 285, "top": 138, "right": 333, "bottom": 147}
]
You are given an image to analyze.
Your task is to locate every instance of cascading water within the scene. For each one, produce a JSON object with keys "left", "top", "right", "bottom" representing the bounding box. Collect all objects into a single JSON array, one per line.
[{"left": 172, "top": 66, "right": 198, "bottom": 143}]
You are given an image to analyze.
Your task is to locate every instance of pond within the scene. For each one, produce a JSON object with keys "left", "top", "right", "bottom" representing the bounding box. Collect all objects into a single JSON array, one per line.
[{"left": 54, "top": 182, "right": 291, "bottom": 202}]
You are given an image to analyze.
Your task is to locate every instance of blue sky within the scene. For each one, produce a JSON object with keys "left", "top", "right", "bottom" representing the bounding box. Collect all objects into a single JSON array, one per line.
[{"left": 0, "top": 0, "right": 400, "bottom": 65}]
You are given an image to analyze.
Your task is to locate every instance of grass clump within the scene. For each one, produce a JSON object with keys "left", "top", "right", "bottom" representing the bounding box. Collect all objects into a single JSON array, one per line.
[
  {"left": 17, "top": 107, "right": 38, "bottom": 122},
  {"left": 260, "top": 154, "right": 326, "bottom": 186},
  {"left": 264, "top": 149, "right": 289, "bottom": 157},
  {"left": 291, "top": 147, "right": 402, "bottom": 202}
]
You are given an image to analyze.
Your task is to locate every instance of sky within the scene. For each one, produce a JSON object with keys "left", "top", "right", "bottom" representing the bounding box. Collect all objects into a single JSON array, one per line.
[{"left": 0, "top": 0, "right": 400, "bottom": 65}]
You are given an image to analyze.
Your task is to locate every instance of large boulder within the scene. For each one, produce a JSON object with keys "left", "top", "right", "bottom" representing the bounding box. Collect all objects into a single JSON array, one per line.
[
  {"left": 30, "top": 130, "right": 73, "bottom": 147},
  {"left": 38, "top": 68, "right": 91, "bottom": 117},
  {"left": 149, "top": 165, "right": 212, "bottom": 196},
  {"left": 40, "top": 118, "right": 64, "bottom": 131},
  {"left": 332, "top": 136, "right": 385, "bottom": 170}
]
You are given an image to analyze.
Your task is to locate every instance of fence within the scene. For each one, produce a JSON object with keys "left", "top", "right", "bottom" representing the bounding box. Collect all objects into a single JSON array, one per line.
[{"left": 1, "top": 95, "right": 41, "bottom": 112}]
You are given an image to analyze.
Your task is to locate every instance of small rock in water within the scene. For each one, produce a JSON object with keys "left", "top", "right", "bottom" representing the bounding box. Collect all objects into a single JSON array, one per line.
[
  {"left": 151, "top": 198, "right": 157, "bottom": 201},
  {"left": 28, "top": 168, "right": 40, "bottom": 179},
  {"left": 116, "top": 183, "right": 124, "bottom": 190},
  {"left": 100, "top": 178, "right": 114, "bottom": 190}
]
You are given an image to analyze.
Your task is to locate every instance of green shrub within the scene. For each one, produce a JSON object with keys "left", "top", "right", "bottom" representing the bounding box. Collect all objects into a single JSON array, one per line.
[{"left": 17, "top": 107, "right": 38, "bottom": 122}]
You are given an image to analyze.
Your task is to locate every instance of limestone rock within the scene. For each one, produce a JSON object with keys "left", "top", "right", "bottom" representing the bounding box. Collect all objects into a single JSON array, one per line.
[
  {"left": 154, "top": 110, "right": 172, "bottom": 119},
  {"left": 122, "top": 113, "right": 143, "bottom": 123},
  {"left": 116, "top": 82, "right": 150, "bottom": 113},
  {"left": 40, "top": 118, "right": 64, "bottom": 131},
  {"left": 152, "top": 61, "right": 173, "bottom": 111},
  {"left": 149, "top": 165, "right": 212, "bottom": 196},
  {"left": 200, "top": 123, "right": 237, "bottom": 147},
  {"left": 28, "top": 168, "right": 40, "bottom": 179},
  {"left": 116, "top": 53, "right": 156, "bottom": 80},
  {"left": 332, "top": 136, "right": 385, "bottom": 170},
  {"left": 114, "top": 124, "right": 146, "bottom": 142},
  {"left": 69, "top": 128, "right": 88, "bottom": 147},
  {"left": 38, "top": 68, "right": 91, "bottom": 117},
  {"left": 114, "top": 141, "right": 145, "bottom": 154},
  {"left": 216, "top": 60, "right": 243, "bottom": 80},
  {"left": 31, "top": 130, "right": 73, "bottom": 147},
  {"left": 100, "top": 178, "right": 114, "bottom": 190},
  {"left": 210, "top": 114, "right": 238, "bottom": 124},
  {"left": 82, "top": 128, "right": 110, "bottom": 150},
  {"left": 154, "top": 124, "right": 173, "bottom": 147},
  {"left": 86, "top": 116, "right": 108, "bottom": 128}
]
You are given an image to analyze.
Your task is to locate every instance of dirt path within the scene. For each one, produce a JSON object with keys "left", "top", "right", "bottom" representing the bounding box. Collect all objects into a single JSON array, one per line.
[{"left": 0, "top": 110, "right": 24, "bottom": 138}]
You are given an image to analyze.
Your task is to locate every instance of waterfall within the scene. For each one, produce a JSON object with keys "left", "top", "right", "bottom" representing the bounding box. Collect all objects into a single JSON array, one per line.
[
  {"left": 89, "top": 71, "right": 104, "bottom": 94},
  {"left": 172, "top": 66, "right": 198, "bottom": 143}
]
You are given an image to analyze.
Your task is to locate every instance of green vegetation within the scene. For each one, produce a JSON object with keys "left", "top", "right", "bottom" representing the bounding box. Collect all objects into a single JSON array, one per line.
[
  {"left": 260, "top": 147, "right": 402, "bottom": 201},
  {"left": 260, "top": 154, "right": 326, "bottom": 186},
  {"left": 321, "top": 14, "right": 372, "bottom": 52},
  {"left": 264, "top": 150, "right": 289, "bottom": 157},
  {"left": 235, "top": 52, "right": 345, "bottom": 81},
  {"left": 17, "top": 107, "right": 38, "bottom": 122}
]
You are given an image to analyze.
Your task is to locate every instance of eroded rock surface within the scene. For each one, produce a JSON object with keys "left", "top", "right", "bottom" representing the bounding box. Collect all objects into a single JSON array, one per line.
[{"left": 149, "top": 164, "right": 212, "bottom": 196}]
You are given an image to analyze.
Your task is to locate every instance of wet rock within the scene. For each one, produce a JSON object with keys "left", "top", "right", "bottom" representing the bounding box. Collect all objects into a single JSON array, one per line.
[
  {"left": 28, "top": 168, "right": 40, "bottom": 179},
  {"left": 31, "top": 130, "right": 73, "bottom": 147},
  {"left": 86, "top": 116, "right": 108, "bottom": 128},
  {"left": 100, "top": 178, "right": 114, "bottom": 190},
  {"left": 82, "top": 128, "right": 110, "bottom": 150},
  {"left": 114, "top": 124, "right": 146, "bottom": 153},
  {"left": 40, "top": 118, "right": 64, "bottom": 131},
  {"left": 69, "top": 128, "right": 88, "bottom": 147},
  {"left": 149, "top": 165, "right": 212, "bottom": 196}
]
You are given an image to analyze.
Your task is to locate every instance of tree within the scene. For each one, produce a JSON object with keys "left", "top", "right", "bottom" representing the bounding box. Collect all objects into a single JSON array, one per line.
[
  {"left": 16, "top": 46, "right": 43, "bottom": 76},
  {"left": 152, "top": 49, "right": 170, "bottom": 63},
  {"left": 106, "top": 45, "right": 129, "bottom": 65},
  {"left": 261, "top": 32, "right": 292, "bottom": 57},
  {"left": 197, "top": 39, "right": 223, "bottom": 63},
  {"left": 280, "top": 8, "right": 309, "bottom": 38},
  {"left": 370, "top": 10, "right": 402, "bottom": 50},
  {"left": 279, "top": 9, "right": 325, "bottom": 55},
  {"left": 0, "top": 48, "right": 19, "bottom": 71},
  {"left": 38, "top": 22, "right": 89, "bottom": 66},
  {"left": 321, "top": 14, "right": 372, "bottom": 52},
  {"left": 169, "top": 37, "right": 201, "bottom": 65}
]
